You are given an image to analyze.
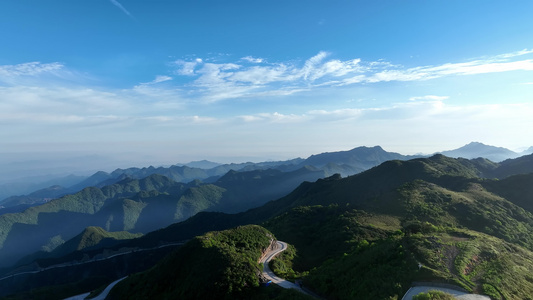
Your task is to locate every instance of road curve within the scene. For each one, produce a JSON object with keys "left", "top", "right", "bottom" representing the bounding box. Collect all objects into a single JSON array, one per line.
[
  {"left": 66, "top": 241, "right": 305, "bottom": 300},
  {"left": 63, "top": 276, "right": 127, "bottom": 300},
  {"left": 260, "top": 241, "right": 316, "bottom": 297},
  {"left": 402, "top": 286, "right": 490, "bottom": 300}
]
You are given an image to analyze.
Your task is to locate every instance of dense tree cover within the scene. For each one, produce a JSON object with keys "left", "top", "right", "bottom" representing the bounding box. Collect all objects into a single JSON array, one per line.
[
  {"left": 106, "top": 154, "right": 533, "bottom": 299},
  {"left": 108, "top": 225, "right": 275, "bottom": 300},
  {"left": 255, "top": 155, "right": 533, "bottom": 299},
  {"left": 412, "top": 290, "right": 455, "bottom": 300},
  {"left": 0, "top": 166, "right": 326, "bottom": 268},
  {"left": 265, "top": 205, "right": 533, "bottom": 299},
  {"left": 6, "top": 153, "right": 533, "bottom": 299}
]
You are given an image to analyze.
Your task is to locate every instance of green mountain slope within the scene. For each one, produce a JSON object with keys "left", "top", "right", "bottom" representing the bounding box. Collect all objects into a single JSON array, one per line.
[
  {"left": 5, "top": 153, "right": 533, "bottom": 299},
  {"left": 97, "top": 154, "right": 533, "bottom": 299},
  {"left": 108, "top": 225, "right": 276, "bottom": 300},
  {"left": 50, "top": 226, "right": 142, "bottom": 257},
  {"left": 299, "top": 145, "right": 420, "bottom": 173},
  {"left": 0, "top": 174, "right": 188, "bottom": 267},
  {"left": 0, "top": 166, "right": 326, "bottom": 268}
]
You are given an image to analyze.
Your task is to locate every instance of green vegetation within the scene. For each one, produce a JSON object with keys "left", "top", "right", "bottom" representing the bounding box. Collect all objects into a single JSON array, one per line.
[
  {"left": 6, "top": 153, "right": 533, "bottom": 299},
  {"left": 108, "top": 225, "right": 275, "bottom": 300},
  {"left": 0, "top": 166, "right": 326, "bottom": 268},
  {"left": 106, "top": 154, "right": 533, "bottom": 299},
  {"left": 412, "top": 290, "right": 455, "bottom": 300},
  {"left": 0, "top": 174, "right": 184, "bottom": 266},
  {"left": 268, "top": 244, "right": 307, "bottom": 281},
  {"left": 305, "top": 236, "right": 417, "bottom": 299},
  {"left": 51, "top": 226, "right": 142, "bottom": 256}
]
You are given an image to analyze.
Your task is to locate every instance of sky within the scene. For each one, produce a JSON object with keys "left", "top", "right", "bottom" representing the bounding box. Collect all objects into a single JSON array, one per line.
[{"left": 1, "top": 0, "right": 533, "bottom": 179}]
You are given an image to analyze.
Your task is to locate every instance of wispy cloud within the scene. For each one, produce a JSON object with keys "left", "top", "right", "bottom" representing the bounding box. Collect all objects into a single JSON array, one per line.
[
  {"left": 171, "top": 49, "right": 533, "bottom": 102},
  {"left": 0, "top": 62, "right": 63, "bottom": 79},
  {"left": 109, "top": 0, "right": 135, "bottom": 19},
  {"left": 409, "top": 95, "right": 449, "bottom": 101},
  {"left": 241, "top": 56, "right": 264, "bottom": 63},
  {"left": 141, "top": 75, "right": 173, "bottom": 85}
]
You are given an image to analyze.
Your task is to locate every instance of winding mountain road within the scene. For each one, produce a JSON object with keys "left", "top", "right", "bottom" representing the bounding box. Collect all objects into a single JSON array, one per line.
[
  {"left": 260, "top": 241, "right": 317, "bottom": 298},
  {"left": 66, "top": 240, "right": 308, "bottom": 300},
  {"left": 0, "top": 242, "right": 184, "bottom": 283}
]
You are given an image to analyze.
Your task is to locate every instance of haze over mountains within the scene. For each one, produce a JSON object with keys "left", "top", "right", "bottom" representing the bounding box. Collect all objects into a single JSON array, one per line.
[
  {"left": 1, "top": 143, "right": 533, "bottom": 299},
  {"left": 438, "top": 141, "right": 531, "bottom": 162},
  {"left": 1, "top": 142, "right": 526, "bottom": 203}
]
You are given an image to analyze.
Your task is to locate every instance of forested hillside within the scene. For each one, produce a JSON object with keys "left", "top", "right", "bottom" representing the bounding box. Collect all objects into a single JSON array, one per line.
[
  {"left": 108, "top": 225, "right": 276, "bottom": 300},
  {"left": 3, "top": 153, "right": 533, "bottom": 299},
  {"left": 0, "top": 167, "right": 325, "bottom": 267},
  {"left": 103, "top": 154, "right": 533, "bottom": 299}
]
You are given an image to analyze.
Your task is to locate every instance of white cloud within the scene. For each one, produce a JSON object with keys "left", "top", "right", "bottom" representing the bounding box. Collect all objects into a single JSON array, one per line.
[
  {"left": 241, "top": 56, "right": 264, "bottom": 63},
  {"left": 0, "top": 62, "right": 64, "bottom": 81},
  {"left": 228, "top": 64, "right": 291, "bottom": 84},
  {"left": 2, "top": 49, "right": 532, "bottom": 161},
  {"left": 152, "top": 75, "right": 172, "bottom": 84},
  {"left": 230, "top": 102, "right": 533, "bottom": 156},
  {"left": 238, "top": 112, "right": 308, "bottom": 123},
  {"left": 490, "top": 48, "right": 533, "bottom": 59},
  {"left": 169, "top": 49, "right": 533, "bottom": 102},
  {"left": 409, "top": 95, "right": 449, "bottom": 101},
  {"left": 138, "top": 75, "right": 173, "bottom": 86},
  {"left": 174, "top": 58, "right": 203, "bottom": 76}
]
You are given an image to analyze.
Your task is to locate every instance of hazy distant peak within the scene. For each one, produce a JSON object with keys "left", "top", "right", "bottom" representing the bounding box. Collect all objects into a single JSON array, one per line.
[
  {"left": 523, "top": 146, "right": 533, "bottom": 155},
  {"left": 440, "top": 142, "right": 519, "bottom": 162},
  {"left": 184, "top": 160, "right": 222, "bottom": 169}
]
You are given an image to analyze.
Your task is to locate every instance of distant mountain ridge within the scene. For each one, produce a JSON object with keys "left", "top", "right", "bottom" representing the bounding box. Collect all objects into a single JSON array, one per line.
[
  {"left": 300, "top": 145, "right": 420, "bottom": 172},
  {"left": 2, "top": 143, "right": 531, "bottom": 205},
  {"left": 0, "top": 146, "right": 413, "bottom": 210},
  {"left": 439, "top": 141, "right": 521, "bottom": 162}
]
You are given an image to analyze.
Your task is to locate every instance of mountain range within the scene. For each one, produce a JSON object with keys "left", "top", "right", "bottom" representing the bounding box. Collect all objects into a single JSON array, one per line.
[
  {"left": 1, "top": 144, "right": 533, "bottom": 299},
  {"left": 3, "top": 142, "right": 527, "bottom": 205},
  {"left": 0, "top": 145, "right": 413, "bottom": 212},
  {"left": 104, "top": 153, "right": 533, "bottom": 299}
]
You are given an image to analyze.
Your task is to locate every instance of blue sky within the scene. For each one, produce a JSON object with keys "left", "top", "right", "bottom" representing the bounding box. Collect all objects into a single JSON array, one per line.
[{"left": 1, "top": 1, "right": 533, "bottom": 177}]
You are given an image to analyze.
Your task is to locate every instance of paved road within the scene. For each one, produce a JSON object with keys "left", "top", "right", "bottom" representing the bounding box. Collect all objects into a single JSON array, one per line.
[
  {"left": 0, "top": 242, "right": 184, "bottom": 283},
  {"left": 63, "top": 276, "right": 127, "bottom": 300},
  {"left": 260, "top": 241, "right": 317, "bottom": 297},
  {"left": 402, "top": 286, "right": 490, "bottom": 300},
  {"left": 66, "top": 240, "right": 309, "bottom": 300}
]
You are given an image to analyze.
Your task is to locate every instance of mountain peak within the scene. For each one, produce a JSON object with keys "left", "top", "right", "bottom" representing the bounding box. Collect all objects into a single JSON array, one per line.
[{"left": 440, "top": 142, "right": 518, "bottom": 162}]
